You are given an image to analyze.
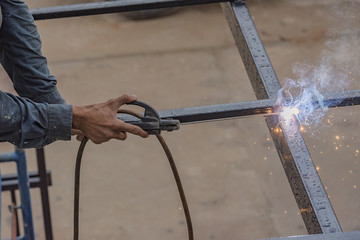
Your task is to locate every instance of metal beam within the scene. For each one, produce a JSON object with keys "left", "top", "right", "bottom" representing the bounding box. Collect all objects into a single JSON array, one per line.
[
  {"left": 323, "top": 90, "right": 360, "bottom": 108},
  {"left": 260, "top": 231, "right": 360, "bottom": 240},
  {"left": 156, "top": 90, "right": 360, "bottom": 123},
  {"left": 221, "top": 1, "right": 342, "bottom": 234},
  {"left": 267, "top": 115, "right": 341, "bottom": 234},
  {"left": 158, "top": 99, "right": 275, "bottom": 124},
  {"left": 221, "top": 0, "right": 280, "bottom": 100},
  {"left": 31, "top": 0, "right": 230, "bottom": 20}
]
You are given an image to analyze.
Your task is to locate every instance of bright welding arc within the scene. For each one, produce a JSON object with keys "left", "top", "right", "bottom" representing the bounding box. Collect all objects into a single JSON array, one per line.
[{"left": 279, "top": 106, "right": 300, "bottom": 122}]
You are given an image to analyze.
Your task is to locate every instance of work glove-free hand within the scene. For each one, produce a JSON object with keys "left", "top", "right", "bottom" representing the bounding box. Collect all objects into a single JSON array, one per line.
[{"left": 71, "top": 94, "right": 149, "bottom": 144}]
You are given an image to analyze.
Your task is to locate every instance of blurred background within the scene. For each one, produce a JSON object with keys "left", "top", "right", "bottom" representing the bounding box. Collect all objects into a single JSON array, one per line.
[{"left": 1, "top": 0, "right": 360, "bottom": 239}]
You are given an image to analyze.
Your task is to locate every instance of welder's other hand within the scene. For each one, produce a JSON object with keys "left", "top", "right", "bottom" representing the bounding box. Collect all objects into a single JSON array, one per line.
[{"left": 72, "top": 94, "right": 149, "bottom": 144}]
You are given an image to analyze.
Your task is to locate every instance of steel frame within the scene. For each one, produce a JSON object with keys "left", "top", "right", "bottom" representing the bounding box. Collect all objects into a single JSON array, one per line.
[
  {"left": 30, "top": 0, "right": 360, "bottom": 239},
  {"left": 0, "top": 148, "right": 53, "bottom": 240},
  {"left": 0, "top": 149, "right": 35, "bottom": 240}
]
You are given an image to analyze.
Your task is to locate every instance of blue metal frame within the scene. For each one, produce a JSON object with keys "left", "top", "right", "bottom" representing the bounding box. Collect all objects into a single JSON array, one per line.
[
  {"left": 0, "top": 149, "right": 35, "bottom": 240},
  {"left": 0, "top": 168, "right": 2, "bottom": 236}
]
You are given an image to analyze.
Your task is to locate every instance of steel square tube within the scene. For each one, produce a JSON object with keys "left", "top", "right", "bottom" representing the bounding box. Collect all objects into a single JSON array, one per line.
[
  {"left": 221, "top": 1, "right": 342, "bottom": 234},
  {"left": 158, "top": 99, "right": 275, "bottom": 124},
  {"left": 323, "top": 90, "right": 360, "bottom": 108},
  {"left": 260, "top": 231, "right": 360, "bottom": 240},
  {"left": 31, "top": 0, "right": 231, "bottom": 20},
  {"left": 221, "top": 0, "right": 280, "bottom": 100},
  {"left": 1, "top": 171, "right": 51, "bottom": 191},
  {"left": 154, "top": 90, "right": 360, "bottom": 123},
  {"left": 36, "top": 148, "right": 54, "bottom": 240}
]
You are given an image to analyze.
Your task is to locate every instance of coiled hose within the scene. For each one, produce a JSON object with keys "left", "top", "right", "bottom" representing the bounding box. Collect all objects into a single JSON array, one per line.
[{"left": 74, "top": 109, "right": 193, "bottom": 240}]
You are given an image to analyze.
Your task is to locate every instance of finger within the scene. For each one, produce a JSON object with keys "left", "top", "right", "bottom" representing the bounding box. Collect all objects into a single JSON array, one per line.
[
  {"left": 112, "top": 94, "right": 137, "bottom": 109},
  {"left": 119, "top": 122, "right": 149, "bottom": 138},
  {"left": 71, "top": 129, "right": 83, "bottom": 136},
  {"left": 114, "top": 131, "right": 127, "bottom": 141},
  {"left": 76, "top": 135, "right": 85, "bottom": 142},
  {"left": 71, "top": 129, "right": 85, "bottom": 141}
]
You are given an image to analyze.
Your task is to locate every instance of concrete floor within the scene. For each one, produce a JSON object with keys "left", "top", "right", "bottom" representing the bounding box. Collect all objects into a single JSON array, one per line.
[{"left": 1, "top": 0, "right": 360, "bottom": 239}]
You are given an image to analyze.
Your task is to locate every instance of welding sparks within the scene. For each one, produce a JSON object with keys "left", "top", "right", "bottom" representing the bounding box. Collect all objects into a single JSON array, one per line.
[{"left": 279, "top": 106, "right": 300, "bottom": 122}]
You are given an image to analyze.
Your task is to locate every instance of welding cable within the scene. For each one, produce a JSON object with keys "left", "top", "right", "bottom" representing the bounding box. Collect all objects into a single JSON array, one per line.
[{"left": 74, "top": 109, "right": 193, "bottom": 240}]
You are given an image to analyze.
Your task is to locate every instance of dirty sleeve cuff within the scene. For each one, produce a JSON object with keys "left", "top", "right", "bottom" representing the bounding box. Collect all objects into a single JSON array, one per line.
[{"left": 47, "top": 104, "right": 72, "bottom": 141}]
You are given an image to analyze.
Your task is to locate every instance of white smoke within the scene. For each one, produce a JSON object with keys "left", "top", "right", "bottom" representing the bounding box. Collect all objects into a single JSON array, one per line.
[{"left": 278, "top": 1, "right": 360, "bottom": 126}]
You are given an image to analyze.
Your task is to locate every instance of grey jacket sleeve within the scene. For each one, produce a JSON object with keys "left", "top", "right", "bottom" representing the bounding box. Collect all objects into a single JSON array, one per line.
[
  {"left": 0, "top": 0, "right": 66, "bottom": 105},
  {"left": 0, "top": 90, "right": 72, "bottom": 148}
]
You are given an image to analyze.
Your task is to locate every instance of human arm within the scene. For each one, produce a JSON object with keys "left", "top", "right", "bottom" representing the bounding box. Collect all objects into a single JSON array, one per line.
[
  {"left": 0, "top": 90, "right": 72, "bottom": 149},
  {"left": 0, "top": 0, "right": 65, "bottom": 104},
  {"left": 0, "top": 2, "right": 147, "bottom": 147},
  {"left": 0, "top": 91, "right": 148, "bottom": 148}
]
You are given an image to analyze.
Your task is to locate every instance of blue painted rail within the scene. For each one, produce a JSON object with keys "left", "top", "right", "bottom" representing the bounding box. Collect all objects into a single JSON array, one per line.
[{"left": 0, "top": 148, "right": 35, "bottom": 240}]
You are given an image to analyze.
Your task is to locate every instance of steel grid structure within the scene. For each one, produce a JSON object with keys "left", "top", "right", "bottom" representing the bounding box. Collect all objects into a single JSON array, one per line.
[{"left": 30, "top": 0, "right": 360, "bottom": 239}]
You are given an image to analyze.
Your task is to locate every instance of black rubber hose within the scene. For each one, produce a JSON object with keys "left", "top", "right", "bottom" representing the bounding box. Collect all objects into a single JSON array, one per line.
[
  {"left": 73, "top": 110, "right": 193, "bottom": 240},
  {"left": 74, "top": 136, "right": 88, "bottom": 240}
]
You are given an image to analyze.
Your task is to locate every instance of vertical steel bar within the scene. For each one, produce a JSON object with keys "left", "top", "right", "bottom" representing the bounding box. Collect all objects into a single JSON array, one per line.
[
  {"left": 221, "top": 0, "right": 280, "bottom": 99},
  {"left": 221, "top": 0, "right": 342, "bottom": 234},
  {"left": 15, "top": 148, "right": 35, "bottom": 240},
  {"left": 36, "top": 148, "right": 53, "bottom": 240},
  {"left": 259, "top": 231, "right": 360, "bottom": 240},
  {"left": 0, "top": 169, "right": 2, "bottom": 235},
  {"left": 10, "top": 190, "right": 21, "bottom": 236}
]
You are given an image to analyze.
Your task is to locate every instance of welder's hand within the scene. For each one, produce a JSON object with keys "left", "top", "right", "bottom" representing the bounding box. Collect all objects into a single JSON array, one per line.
[
  {"left": 72, "top": 94, "right": 149, "bottom": 144},
  {"left": 71, "top": 129, "right": 85, "bottom": 142}
]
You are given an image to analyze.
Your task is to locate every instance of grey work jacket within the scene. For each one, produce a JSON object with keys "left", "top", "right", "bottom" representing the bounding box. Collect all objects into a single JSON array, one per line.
[{"left": 0, "top": 1, "right": 72, "bottom": 148}]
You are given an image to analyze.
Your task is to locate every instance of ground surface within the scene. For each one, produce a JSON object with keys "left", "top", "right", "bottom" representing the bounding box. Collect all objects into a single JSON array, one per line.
[{"left": 1, "top": 0, "right": 360, "bottom": 239}]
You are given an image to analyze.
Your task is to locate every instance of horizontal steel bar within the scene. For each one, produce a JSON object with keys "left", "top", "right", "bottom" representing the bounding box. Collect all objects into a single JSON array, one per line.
[
  {"left": 0, "top": 152, "right": 18, "bottom": 163},
  {"left": 323, "top": 90, "right": 360, "bottom": 108},
  {"left": 260, "top": 231, "right": 360, "bottom": 240},
  {"left": 31, "top": 0, "right": 231, "bottom": 20},
  {"left": 158, "top": 99, "right": 275, "bottom": 124},
  {"left": 155, "top": 90, "right": 360, "bottom": 124},
  {"left": 1, "top": 171, "right": 52, "bottom": 191}
]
